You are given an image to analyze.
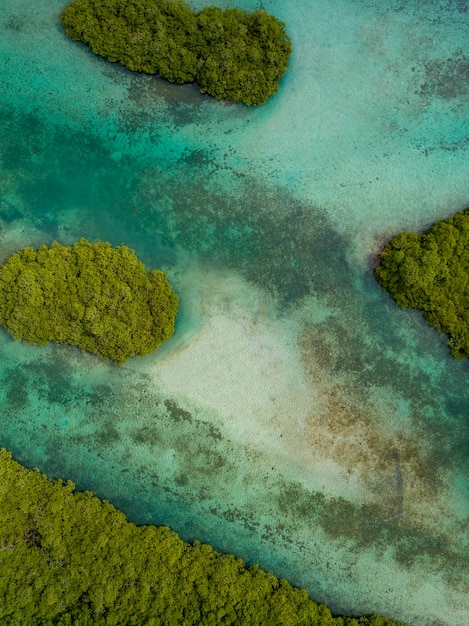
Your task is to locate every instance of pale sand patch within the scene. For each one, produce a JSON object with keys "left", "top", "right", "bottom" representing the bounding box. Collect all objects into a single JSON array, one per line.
[
  {"left": 142, "top": 264, "right": 374, "bottom": 502},
  {"left": 144, "top": 266, "right": 464, "bottom": 535},
  {"left": 0, "top": 219, "right": 47, "bottom": 264}
]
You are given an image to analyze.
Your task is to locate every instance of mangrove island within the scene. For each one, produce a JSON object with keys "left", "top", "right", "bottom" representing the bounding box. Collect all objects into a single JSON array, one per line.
[
  {"left": 0, "top": 239, "right": 178, "bottom": 364},
  {"left": 375, "top": 207, "right": 469, "bottom": 359},
  {"left": 61, "top": 0, "right": 292, "bottom": 106}
]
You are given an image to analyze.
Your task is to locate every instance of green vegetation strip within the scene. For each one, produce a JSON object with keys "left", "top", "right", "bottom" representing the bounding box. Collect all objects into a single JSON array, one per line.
[
  {"left": 375, "top": 207, "right": 469, "bottom": 358},
  {"left": 0, "top": 239, "right": 178, "bottom": 364},
  {"left": 0, "top": 449, "right": 405, "bottom": 625},
  {"left": 61, "top": 0, "right": 292, "bottom": 105}
]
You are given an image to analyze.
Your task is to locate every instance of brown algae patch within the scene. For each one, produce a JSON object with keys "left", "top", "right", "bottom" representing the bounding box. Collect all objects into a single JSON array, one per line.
[{"left": 294, "top": 313, "right": 467, "bottom": 546}]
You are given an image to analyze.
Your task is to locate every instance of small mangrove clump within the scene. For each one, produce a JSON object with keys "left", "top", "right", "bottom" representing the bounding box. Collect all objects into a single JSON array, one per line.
[
  {"left": 375, "top": 207, "right": 469, "bottom": 358},
  {"left": 61, "top": 0, "right": 292, "bottom": 106},
  {"left": 0, "top": 239, "right": 178, "bottom": 364}
]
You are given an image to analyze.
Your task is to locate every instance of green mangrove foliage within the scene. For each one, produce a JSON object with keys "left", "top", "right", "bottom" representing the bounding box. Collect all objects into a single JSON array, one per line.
[
  {"left": 0, "top": 448, "right": 405, "bottom": 625},
  {"left": 375, "top": 207, "right": 469, "bottom": 358},
  {"left": 0, "top": 239, "right": 178, "bottom": 364},
  {"left": 61, "top": 0, "right": 292, "bottom": 105}
]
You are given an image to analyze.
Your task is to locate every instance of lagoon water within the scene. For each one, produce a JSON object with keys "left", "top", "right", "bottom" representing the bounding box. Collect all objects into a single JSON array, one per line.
[{"left": 1, "top": 0, "right": 468, "bottom": 623}]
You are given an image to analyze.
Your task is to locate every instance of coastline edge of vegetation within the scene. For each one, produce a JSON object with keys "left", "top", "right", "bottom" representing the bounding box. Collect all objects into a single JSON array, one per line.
[{"left": 0, "top": 448, "right": 406, "bottom": 625}]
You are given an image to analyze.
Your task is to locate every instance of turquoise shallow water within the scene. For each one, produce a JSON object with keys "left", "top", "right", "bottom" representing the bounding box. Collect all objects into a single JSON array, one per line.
[{"left": 1, "top": 0, "right": 468, "bottom": 624}]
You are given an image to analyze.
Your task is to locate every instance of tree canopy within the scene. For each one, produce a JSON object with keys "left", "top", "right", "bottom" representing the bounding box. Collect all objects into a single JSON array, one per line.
[
  {"left": 0, "top": 448, "right": 405, "bottom": 625},
  {"left": 375, "top": 207, "right": 469, "bottom": 358},
  {"left": 0, "top": 239, "right": 178, "bottom": 364},
  {"left": 60, "top": 0, "right": 292, "bottom": 105}
]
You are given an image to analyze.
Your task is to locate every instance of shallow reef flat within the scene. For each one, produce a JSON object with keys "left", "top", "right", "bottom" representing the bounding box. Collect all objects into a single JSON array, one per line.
[{"left": 0, "top": 0, "right": 468, "bottom": 624}]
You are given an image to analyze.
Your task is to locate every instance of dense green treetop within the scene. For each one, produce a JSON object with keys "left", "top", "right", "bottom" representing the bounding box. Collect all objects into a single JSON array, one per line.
[
  {"left": 0, "top": 239, "right": 178, "bottom": 364},
  {"left": 0, "top": 448, "right": 405, "bottom": 625},
  {"left": 375, "top": 207, "right": 469, "bottom": 358},
  {"left": 61, "top": 0, "right": 292, "bottom": 105}
]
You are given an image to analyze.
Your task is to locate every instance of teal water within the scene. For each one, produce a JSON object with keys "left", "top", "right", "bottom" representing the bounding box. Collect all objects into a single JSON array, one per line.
[{"left": 1, "top": 0, "right": 468, "bottom": 624}]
